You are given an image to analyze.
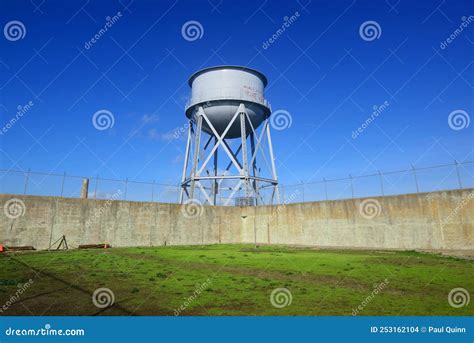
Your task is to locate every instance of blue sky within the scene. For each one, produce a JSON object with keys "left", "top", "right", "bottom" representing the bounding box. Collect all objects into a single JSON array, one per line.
[{"left": 0, "top": 0, "right": 473, "bottom": 201}]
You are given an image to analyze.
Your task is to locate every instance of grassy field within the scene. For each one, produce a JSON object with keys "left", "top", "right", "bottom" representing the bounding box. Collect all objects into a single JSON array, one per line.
[{"left": 0, "top": 244, "right": 472, "bottom": 316}]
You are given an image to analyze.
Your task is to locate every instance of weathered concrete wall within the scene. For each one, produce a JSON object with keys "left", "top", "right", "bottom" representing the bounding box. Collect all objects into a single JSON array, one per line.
[
  {"left": 1, "top": 189, "right": 473, "bottom": 252},
  {"left": 0, "top": 195, "right": 242, "bottom": 250},
  {"left": 241, "top": 189, "right": 474, "bottom": 251}
]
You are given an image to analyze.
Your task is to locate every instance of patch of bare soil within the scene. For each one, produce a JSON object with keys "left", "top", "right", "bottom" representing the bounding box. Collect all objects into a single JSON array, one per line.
[{"left": 108, "top": 251, "right": 368, "bottom": 291}]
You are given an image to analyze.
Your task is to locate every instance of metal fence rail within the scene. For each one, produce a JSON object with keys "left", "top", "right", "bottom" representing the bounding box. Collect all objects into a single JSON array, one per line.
[
  {"left": 279, "top": 160, "right": 473, "bottom": 204},
  {"left": 0, "top": 169, "right": 180, "bottom": 204},
  {"left": 0, "top": 160, "right": 472, "bottom": 205}
]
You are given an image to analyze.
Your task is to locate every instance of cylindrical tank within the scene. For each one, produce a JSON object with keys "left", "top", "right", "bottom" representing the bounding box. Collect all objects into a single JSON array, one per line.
[{"left": 185, "top": 66, "right": 271, "bottom": 139}]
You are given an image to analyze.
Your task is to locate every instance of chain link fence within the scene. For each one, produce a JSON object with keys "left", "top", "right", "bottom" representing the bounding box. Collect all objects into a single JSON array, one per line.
[{"left": 0, "top": 160, "right": 472, "bottom": 205}]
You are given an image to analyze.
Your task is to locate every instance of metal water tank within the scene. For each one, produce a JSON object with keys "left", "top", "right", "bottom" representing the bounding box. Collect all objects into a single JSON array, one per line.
[{"left": 185, "top": 66, "right": 271, "bottom": 139}]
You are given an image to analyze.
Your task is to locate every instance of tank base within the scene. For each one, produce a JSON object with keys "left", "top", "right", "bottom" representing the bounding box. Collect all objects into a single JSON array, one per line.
[{"left": 179, "top": 103, "right": 280, "bottom": 206}]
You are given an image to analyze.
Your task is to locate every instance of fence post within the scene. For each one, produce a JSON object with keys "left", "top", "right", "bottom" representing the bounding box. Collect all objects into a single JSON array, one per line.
[
  {"left": 81, "top": 178, "right": 89, "bottom": 199},
  {"left": 151, "top": 180, "right": 155, "bottom": 202},
  {"left": 94, "top": 175, "right": 99, "bottom": 199},
  {"left": 323, "top": 178, "right": 328, "bottom": 201},
  {"left": 411, "top": 165, "right": 419, "bottom": 193},
  {"left": 378, "top": 170, "right": 384, "bottom": 196},
  {"left": 124, "top": 178, "right": 128, "bottom": 200},
  {"left": 349, "top": 174, "right": 354, "bottom": 198},
  {"left": 301, "top": 181, "right": 305, "bottom": 202},
  {"left": 454, "top": 160, "right": 463, "bottom": 189},
  {"left": 23, "top": 168, "right": 31, "bottom": 194},
  {"left": 60, "top": 172, "right": 66, "bottom": 197}
]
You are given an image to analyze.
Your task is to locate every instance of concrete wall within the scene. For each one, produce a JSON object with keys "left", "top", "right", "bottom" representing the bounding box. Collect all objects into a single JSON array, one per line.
[
  {"left": 1, "top": 189, "right": 473, "bottom": 252},
  {"left": 0, "top": 195, "right": 242, "bottom": 250},
  {"left": 241, "top": 189, "right": 474, "bottom": 251}
]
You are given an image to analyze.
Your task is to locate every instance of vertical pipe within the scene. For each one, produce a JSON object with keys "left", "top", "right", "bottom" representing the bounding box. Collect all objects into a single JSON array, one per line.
[
  {"left": 240, "top": 107, "right": 250, "bottom": 199},
  {"left": 213, "top": 136, "right": 218, "bottom": 205},
  {"left": 253, "top": 207, "right": 257, "bottom": 249}
]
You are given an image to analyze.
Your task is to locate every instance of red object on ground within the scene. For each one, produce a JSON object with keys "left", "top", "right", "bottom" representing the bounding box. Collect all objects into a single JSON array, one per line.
[{"left": 0, "top": 244, "right": 5, "bottom": 252}]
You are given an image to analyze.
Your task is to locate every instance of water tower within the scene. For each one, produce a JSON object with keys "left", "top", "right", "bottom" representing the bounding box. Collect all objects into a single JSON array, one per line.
[{"left": 179, "top": 65, "right": 280, "bottom": 206}]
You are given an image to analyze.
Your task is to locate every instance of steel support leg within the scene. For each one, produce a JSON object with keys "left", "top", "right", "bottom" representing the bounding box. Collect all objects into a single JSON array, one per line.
[{"left": 189, "top": 110, "right": 203, "bottom": 200}]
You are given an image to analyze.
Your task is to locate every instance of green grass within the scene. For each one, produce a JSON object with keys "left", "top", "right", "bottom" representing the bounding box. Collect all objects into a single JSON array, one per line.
[{"left": 0, "top": 244, "right": 472, "bottom": 316}]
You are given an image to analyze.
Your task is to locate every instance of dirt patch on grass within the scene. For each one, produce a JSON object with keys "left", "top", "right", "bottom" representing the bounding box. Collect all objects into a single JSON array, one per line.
[
  {"left": 108, "top": 250, "right": 368, "bottom": 291},
  {"left": 365, "top": 256, "right": 449, "bottom": 267}
]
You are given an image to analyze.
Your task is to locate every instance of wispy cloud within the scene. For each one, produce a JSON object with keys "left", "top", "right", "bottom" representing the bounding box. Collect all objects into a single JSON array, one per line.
[
  {"left": 140, "top": 114, "right": 160, "bottom": 125},
  {"left": 159, "top": 130, "right": 178, "bottom": 141}
]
